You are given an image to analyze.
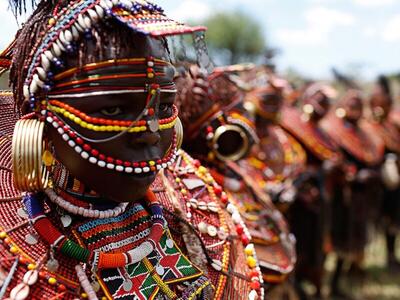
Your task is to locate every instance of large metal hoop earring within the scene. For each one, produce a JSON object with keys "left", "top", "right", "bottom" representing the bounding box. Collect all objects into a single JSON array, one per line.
[
  {"left": 174, "top": 117, "right": 184, "bottom": 150},
  {"left": 12, "top": 119, "right": 51, "bottom": 192}
]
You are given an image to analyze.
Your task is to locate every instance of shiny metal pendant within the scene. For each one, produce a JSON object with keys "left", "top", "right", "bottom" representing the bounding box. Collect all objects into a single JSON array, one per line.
[{"left": 60, "top": 215, "right": 72, "bottom": 228}]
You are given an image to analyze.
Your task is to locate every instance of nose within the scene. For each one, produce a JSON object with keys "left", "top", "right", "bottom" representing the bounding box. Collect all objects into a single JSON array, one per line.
[{"left": 131, "top": 132, "right": 161, "bottom": 147}]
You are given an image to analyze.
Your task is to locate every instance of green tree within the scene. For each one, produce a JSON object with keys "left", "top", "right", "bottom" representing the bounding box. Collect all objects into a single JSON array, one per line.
[{"left": 202, "top": 11, "right": 266, "bottom": 65}]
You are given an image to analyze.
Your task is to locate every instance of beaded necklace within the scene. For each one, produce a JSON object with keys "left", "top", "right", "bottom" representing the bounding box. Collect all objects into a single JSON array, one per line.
[
  {"left": 210, "top": 160, "right": 297, "bottom": 284},
  {"left": 362, "top": 119, "right": 400, "bottom": 153},
  {"left": 322, "top": 115, "right": 384, "bottom": 166},
  {"left": 280, "top": 106, "right": 342, "bottom": 162},
  {"left": 24, "top": 190, "right": 165, "bottom": 270},
  {"left": 249, "top": 125, "right": 306, "bottom": 182}
]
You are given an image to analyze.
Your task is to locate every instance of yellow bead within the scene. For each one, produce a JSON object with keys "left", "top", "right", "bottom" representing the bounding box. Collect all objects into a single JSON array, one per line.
[
  {"left": 87, "top": 124, "right": 94, "bottom": 130},
  {"left": 48, "top": 18, "right": 56, "bottom": 26},
  {"left": 245, "top": 246, "right": 254, "bottom": 256},
  {"left": 48, "top": 277, "right": 57, "bottom": 285},
  {"left": 112, "top": 126, "right": 119, "bottom": 131},
  {"left": 42, "top": 150, "right": 54, "bottom": 167},
  {"left": 27, "top": 263, "right": 36, "bottom": 270},
  {"left": 175, "top": 178, "right": 181, "bottom": 183},
  {"left": 101, "top": 297, "right": 108, "bottom": 300},
  {"left": 81, "top": 293, "right": 88, "bottom": 298},
  {"left": 10, "top": 246, "right": 18, "bottom": 254},
  {"left": 181, "top": 189, "right": 187, "bottom": 195},
  {"left": 73, "top": 117, "right": 80, "bottom": 123},
  {"left": 150, "top": 89, "right": 157, "bottom": 95},
  {"left": 198, "top": 166, "right": 207, "bottom": 174},
  {"left": 149, "top": 161, "right": 155, "bottom": 166},
  {"left": 0, "top": 232, "right": 7, "bottom": 239},
  {"left": 247, "top": 256, "right": 257, "bottom": 268}
]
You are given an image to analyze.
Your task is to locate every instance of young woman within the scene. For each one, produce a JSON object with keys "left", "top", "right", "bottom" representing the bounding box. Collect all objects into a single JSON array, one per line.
[{"left": 0, "top": 1, "right": 260, "bottom": 299}]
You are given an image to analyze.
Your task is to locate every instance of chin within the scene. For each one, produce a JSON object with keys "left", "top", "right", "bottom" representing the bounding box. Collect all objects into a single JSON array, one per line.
[{"left": 97, "top": 171, "right": 158, "bottom": 203}]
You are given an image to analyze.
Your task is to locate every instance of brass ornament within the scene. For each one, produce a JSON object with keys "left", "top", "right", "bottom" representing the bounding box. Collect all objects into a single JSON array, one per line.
[
  {"left": 12, "top": 119, "right": 50, "bottom": 192},
  {"left": 211, "top": 124, "right": 250, "bottom": 162},
  {"left": 174, "top": 117, "right": 184, "bottom": 150}
]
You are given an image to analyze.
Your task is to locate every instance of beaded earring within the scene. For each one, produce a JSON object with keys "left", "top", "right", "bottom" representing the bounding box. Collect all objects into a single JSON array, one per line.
[{"left": 12, "top": 119, "right": 51, "bottom": 192}]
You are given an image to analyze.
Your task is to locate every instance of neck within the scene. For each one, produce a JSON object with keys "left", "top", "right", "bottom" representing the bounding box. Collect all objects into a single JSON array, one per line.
[{"left": 51, "top": 161, "right": 120, "bottom": 209}]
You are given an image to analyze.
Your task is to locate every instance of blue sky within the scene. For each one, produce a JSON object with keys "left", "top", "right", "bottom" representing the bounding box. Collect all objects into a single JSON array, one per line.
[{"left": 1, "top": 0, "right": 400, "bottom": 79}]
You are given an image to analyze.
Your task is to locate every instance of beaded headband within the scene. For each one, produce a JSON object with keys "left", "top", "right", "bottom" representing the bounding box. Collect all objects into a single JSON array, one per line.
[{"left": 22, "top": 0, "right": 206, "bottom": 110}]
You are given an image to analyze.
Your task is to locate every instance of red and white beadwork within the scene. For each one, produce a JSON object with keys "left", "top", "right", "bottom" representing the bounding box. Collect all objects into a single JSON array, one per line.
[{"left": 43, "top": 111, "right": 177, "bottom": 174}]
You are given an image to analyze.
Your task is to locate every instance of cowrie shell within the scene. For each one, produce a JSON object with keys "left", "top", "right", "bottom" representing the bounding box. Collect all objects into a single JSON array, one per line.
[
  {"left": 211, "top": 259, "right": 223, "bottom": 271},
  {"left": 33, "top": 74, "right": 44, "bottom": 88},
  {"left": 198, "top": 222, "right": 208, "bottom": 234},
  {"left": 64, "top": 30, "right": 73, "bottom": 42},
  {"left": 36, "top": 67, "right": 47, "bottom": 81},
  {"left": 95, "top": 5, "right": 105, "bottom": 18},
  {"left": 71, "top": 25, "right": 79, "bottom": 40},
  {"left": 44, "top": 50, "right": 54, "bottom": 61},
  {"left": 208, "top": 202, "right": 219, "bottom": 213},
  {"left": 55, "top": 39, "right": 66, "bottom": 51},
  {"left": 10, "top": 283, "right": 30, "bottom": 300},
  {"left": 40, "top": 54, "right": 50, "bottom": 70},
  {"left": 23, "top": 85, "right": 30, "bottom": 99},
  {"left": 207, "top": 225, "right": 218, "bottom": 237},
  {"left": 52, "top": 43, "right": 62, "bottom": 56},
  {"left": 23, "top": 270, "right": 38, "bottom": 286},
  {"left": 198, "top": 201, "right": 207, "bottom": 211},
  {"left": 87, "top": 9, "right": 98, "bottom": 21},
  {"left": 77, "top": 14, "right": 88, "bottom": 29}
]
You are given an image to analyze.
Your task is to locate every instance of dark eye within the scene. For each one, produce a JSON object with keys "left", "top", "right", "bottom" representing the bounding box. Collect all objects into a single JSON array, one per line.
[
  {"left": 100, "top": 106, "right": 123, "bottom": 116},
  {"left": 159, "top": 103, "right": 173, "bottom": 117}
]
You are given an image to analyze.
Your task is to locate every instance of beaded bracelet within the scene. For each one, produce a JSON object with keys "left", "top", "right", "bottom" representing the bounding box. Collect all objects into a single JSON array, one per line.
[{"left": 24, "top": 190, "right": 166, "bottom": 269}]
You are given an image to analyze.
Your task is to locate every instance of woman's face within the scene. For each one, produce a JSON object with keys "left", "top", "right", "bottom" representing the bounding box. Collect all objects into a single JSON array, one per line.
[
  {"left": 370, "top": 92, "right": 392, "bottom": 120},
  {"left": 260, "top": 91, "right": 283, "bottom": 116},
  {"left": 344, "top": 96, "right": 363, "bottom": 123},
  {"left": 47, "top": 35, "right": 176, "bottom": 202},
  {"left": 305, "top": 91, "right": 330, "bottom": 120}
]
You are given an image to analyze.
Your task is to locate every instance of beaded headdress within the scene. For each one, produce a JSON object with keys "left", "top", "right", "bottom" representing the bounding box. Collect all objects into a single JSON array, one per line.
[{"left": 8, "top": 0, "right": 206, "bottom": 111}]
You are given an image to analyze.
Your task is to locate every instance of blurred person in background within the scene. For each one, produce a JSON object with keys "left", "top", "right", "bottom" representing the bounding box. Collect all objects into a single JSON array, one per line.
[
  {"left": 363, "top": 76, "right": 400, "bottom": 271},
  {"left": 280, "top": 83, "right": 343, "bottom": 300},
  {"left": 322, "top": 90, "right": 385, "bottom": 299}
]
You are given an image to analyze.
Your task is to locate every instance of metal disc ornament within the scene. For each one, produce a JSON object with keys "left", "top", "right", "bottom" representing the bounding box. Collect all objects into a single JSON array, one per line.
[
  {"left": 60, "top": 215, "right": 72, "bottom": 228},
  {"left": 123, "top": 279, "right": 133, "bottom": 292},
  {"left": 46, "top": 258, "right": 60, "bottom": 272},
  {"left": 148, "top": 119, "right": 159, "bottom": 132},
  {"left": 25, "top": 234, "right": 38, "bottom": 245}
]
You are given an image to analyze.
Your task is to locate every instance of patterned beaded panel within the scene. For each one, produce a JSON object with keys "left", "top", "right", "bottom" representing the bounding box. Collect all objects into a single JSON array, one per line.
[
  {"left": 0, "top": 91, "right": 20, "bottom": 200},
  {"left": 224, "top": 161, "right": 297, "bottom": 282},
  {"left": 154, "top": 153, "right": 254, "bottom": 300}
]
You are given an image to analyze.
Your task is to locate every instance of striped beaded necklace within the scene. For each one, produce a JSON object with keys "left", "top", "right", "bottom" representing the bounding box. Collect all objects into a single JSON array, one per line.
[{"left": 24, "top": 190, "right": 165, "bottom": 270}]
